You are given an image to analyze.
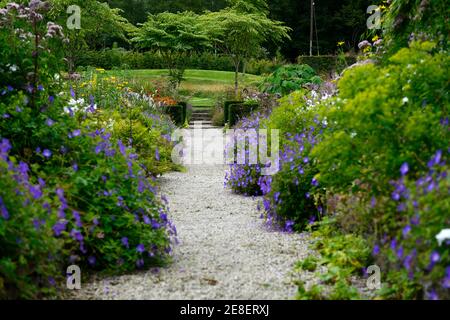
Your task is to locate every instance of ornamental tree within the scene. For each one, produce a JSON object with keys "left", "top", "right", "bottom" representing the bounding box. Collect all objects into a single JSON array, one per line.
[
  {"left": 202, "top": 2, "right": 290, "bottom": 97},
  {"left": 131, "top": 11, "right": 213, "bottom": 89}
]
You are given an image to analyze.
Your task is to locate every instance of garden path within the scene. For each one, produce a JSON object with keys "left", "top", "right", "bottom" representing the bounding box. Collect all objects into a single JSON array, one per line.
[{"left": 71, "top": 128, "right": 312, "bottom": 299}]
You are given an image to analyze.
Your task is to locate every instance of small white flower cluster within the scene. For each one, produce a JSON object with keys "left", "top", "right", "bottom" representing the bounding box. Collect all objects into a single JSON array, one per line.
[
  {"left": 436, "top": 229, "right": 450, "bottom": 246},
  {"left": 123, "top": 91, "right": 157, "bottom": 110},
  {"left": 63, "top": 98, "right": 97, "bottom": 115}
]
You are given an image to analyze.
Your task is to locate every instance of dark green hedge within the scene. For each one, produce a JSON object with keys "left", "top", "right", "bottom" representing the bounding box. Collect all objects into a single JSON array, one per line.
[
  {"left": 75, "top": 49, "right": 280, "bottom": 75},
  {"left": 228, "top": 102, "right": 260, "bottom": 127},
  {"left": 296, "top": 55, "right": 357, "bottom": 75},
  {"left": 162, "top": 104, "right": 187, "bottom": 126},
  {"left": 224, "top": 101, "right": 243, "bottom": 125}
]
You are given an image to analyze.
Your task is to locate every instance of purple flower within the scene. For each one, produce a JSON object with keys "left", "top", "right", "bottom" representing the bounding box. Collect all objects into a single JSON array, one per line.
[
  {"left": 72, "top": 163, "right": 78, "bottom": 172},
  {"left": 45, "top": 118, "right": 55, "bottom": 126},
  {"left": 430, "top": 251, "right": 440, "bottom": 263},
  {"left": 29, "top": 184, "right": 43, "bottom": 199},
  {"left": 0, "top": 196, "right": 10, "bottom": 220},
  {"left": 311, "top": 178, "right": 319, "bottom": 187},
  {"left": 71, "top": 129, "right": 81, "bottom": 137},
  {"left": 48, "top": 277, "right": 56, "bottom": 287},
  {"left": 48, "top": 95, "right": 54, "bottom": 104},
  {"left": 136, "top": 244, "right": 145, "bottom": 253},
  {"left": 151, "top": 220, "right": 161, "bottom": 229},
  {"left": 390, "top": 238, "right": 397, "bottom": 250},
  {"left": 42, "top": 149, "right": 52, "bottom": 158},
  {"left": 72, "top": 211, "right": 82, "bottom": 228},
  {"left": 400, "top": 162, "right": 409, "bottom": 176},
  {"left": 155, "top": 147, "right": 160, "bottom": 161},
  {"left": 117, "top": 140, "right": 126, "bottom": 156},
  {"left": 121, "top": 237, "right": 129, "bottom": 248},
  {"left": 427, "top": 290, "right": 439, "bottom": 300},
  {"left": 70, "top": 229, "right": 84, "bottom": 242},
  {"left": 70, "top": 87, "right": 75, "bottom": 98},
  {"left": 284, "top": 220, "right": 295, "bottom": 233},
  {"left": 372, "top": 244, "right": 380, "bottom": 256},
  {"left": 52, "top": 220, "right": 67, "bottom": 236},
  {"left": 88, "top": 256, "right": 96, "bottom": 266},
  {"left": 0, "top": 138, "right": 12, "bottom": 159},
  {"left": 136, "top": 258, "right": 144, "bottom": 268},
  {"left": 143, "top": 215, "right": 151, "bottom": 225},
  {"left": 442, "top": 267, "right": 450, "bottom": 289},
  {"left": 396, "top": 246, "right": 404, "bottom": 259},
  {"left": 402, "top": 225, "right": 411, "bottom": 238}
]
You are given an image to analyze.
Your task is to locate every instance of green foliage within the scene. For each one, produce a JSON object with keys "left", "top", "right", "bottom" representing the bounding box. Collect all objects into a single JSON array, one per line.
[
  {"left": 382, "top": 0, "right": 449, "bottom": 54},
  {"left": 0, "top": 155, "right": 62, "bottom": 299},
  {"left": 0, "top": 3, "right": 178, "bottom": 298},
  {"left": 312, "top": 41, "right": 449, "bottom": 194},
  {"left": 202, "top": 6, "right": 291, "bottom": 95},
  {"left": 228, "top": 101, "right": 259, "bottom": 126},
  {"left": 296, "top": 218, "right": 371, "bottom": 300},
  {"left": 49, "top": 0, "right": 134, "bottom": 71},
  {"left": 297, "top": 55, "right": 357, "bottom": 76},
  {"left": 261, "top": 65, "right": 322, "bottom": 96},
  {"left": 132, "top": 11, "right": 212, "bottom": 88}
]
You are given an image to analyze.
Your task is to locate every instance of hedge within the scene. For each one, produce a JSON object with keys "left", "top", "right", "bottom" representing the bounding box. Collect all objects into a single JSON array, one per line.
[
  {"left": 228, "top": 102, "right": 260, "bottom": 127},
  {"left": 296, "top": 55, "right": 357, "bottom": 75},
  {"left": 162, "top": 103, "right": 187, "bottom": 126},
  {"left": 224, "top": 100, "right": 243, "bottom": 125},
  {"left": 75, "top": 49, "right": 281, "bottom": 75}
]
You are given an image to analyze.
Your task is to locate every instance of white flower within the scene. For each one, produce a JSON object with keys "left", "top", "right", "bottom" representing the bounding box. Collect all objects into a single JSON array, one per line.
[
  {"left": 436, "top": 229, "right": 450, "bottom": 246},
  {"left": 9, "top": 64, "right": 18, "bottom": 72},
  {"left": 402, "top": 97, "right": 409, "bottom": 104}
]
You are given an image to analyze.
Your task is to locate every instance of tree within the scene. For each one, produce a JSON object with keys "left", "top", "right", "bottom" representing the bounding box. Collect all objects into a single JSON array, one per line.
[
  {"left": 203, "top": 3, "right": 290, "bottom": 96},
  {"left": 49, "top": 0, "right": 133, "bottom": 72},
  {"left": 132, "top": 11, "right": 212, "bottom": 89}
]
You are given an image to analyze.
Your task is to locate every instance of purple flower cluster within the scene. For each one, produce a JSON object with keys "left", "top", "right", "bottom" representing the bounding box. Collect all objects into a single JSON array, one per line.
[{"left": 372, "top": 150, "right": 449, "bottom": 299}]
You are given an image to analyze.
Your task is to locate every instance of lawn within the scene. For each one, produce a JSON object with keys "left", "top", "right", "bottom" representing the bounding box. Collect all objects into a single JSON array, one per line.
[{"left": 102, "top": 69, "right": 264, "bottom": 106}]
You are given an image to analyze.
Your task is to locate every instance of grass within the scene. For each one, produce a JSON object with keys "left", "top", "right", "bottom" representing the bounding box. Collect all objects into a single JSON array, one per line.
[{"left": 103, "top": 69, "right": 263, "bottom": 107}]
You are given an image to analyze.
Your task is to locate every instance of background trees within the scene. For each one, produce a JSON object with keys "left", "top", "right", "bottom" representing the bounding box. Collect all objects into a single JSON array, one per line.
[
  {"left": 131, "top": 11, "right": 213, "bottom": 89},
  {"left": 103, "top": 0, "right": 376, "bottom": 59},
  {"left": 203, "top": 1, "right": 290, "bottom": 95}
]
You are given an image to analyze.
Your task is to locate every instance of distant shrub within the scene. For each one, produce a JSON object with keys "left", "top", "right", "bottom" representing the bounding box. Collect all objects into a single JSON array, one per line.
[{"left": 260, "top": 64, "right": 322, "bottom": 96}]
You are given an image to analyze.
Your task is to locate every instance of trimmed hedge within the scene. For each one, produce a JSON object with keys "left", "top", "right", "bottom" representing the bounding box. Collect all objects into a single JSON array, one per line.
[
  {"left": 224, "top": 100, "right": 243, "bottom": 124},
  {"left": 296, "top": 55, "right": 357, "bottom": 75},
  {"left": 76, "top": 49, "right": 280, "bottom": 75},
  {"left": 162, "top": 103, "right": 187, "bottom": 126},
  {"left": 228, "top": 102, "right": 260, "bottom": 127}
]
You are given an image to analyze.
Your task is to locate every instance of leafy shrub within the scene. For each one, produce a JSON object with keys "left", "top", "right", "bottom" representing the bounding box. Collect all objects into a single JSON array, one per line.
[
  {"left": 260, "top": 64, "right": 322, "bottom": 96},
  {"left": 312, "top": 41, "right": 449, "bottom": 195},
  {"left": 0, "top": 2, "right": 178, "bottom": 299},
  {"left": 224, "top": 112, "right": 268, "bottom": 196},
  {"left": 0, "top": 141, "right": 62, "bottom": 299},
  {"left": 76, "top": 49, "right": 279, "bottom": 76},
  {"left": 256, "top": 88, "right": 334, "bottom": 231},
  {"left": 371, "top": 151, "right": 449, "bottom": 300}
]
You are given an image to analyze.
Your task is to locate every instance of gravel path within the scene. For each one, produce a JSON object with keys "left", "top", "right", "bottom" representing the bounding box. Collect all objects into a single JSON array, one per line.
[{"left": 70, "top": 129, "right": 313, "bottom": 300}]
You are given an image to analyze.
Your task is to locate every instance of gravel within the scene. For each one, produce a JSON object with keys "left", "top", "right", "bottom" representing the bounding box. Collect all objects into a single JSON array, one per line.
[{"left": 69, "top": 129, "right": 314, "bottom": 300}]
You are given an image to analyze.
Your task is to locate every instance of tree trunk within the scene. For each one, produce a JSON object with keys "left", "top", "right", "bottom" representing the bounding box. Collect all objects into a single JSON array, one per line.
[{"left": 234, "top": 59, "right": 240, "bottom": 98}]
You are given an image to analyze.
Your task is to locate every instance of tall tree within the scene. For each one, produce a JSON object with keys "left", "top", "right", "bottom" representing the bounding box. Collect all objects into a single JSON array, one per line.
[
  {"left": 132, "top": 11, "right": 212, "bottom": 88},
  {"left": 203, "top": 2, "right": 290, "bottom": 96}
]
